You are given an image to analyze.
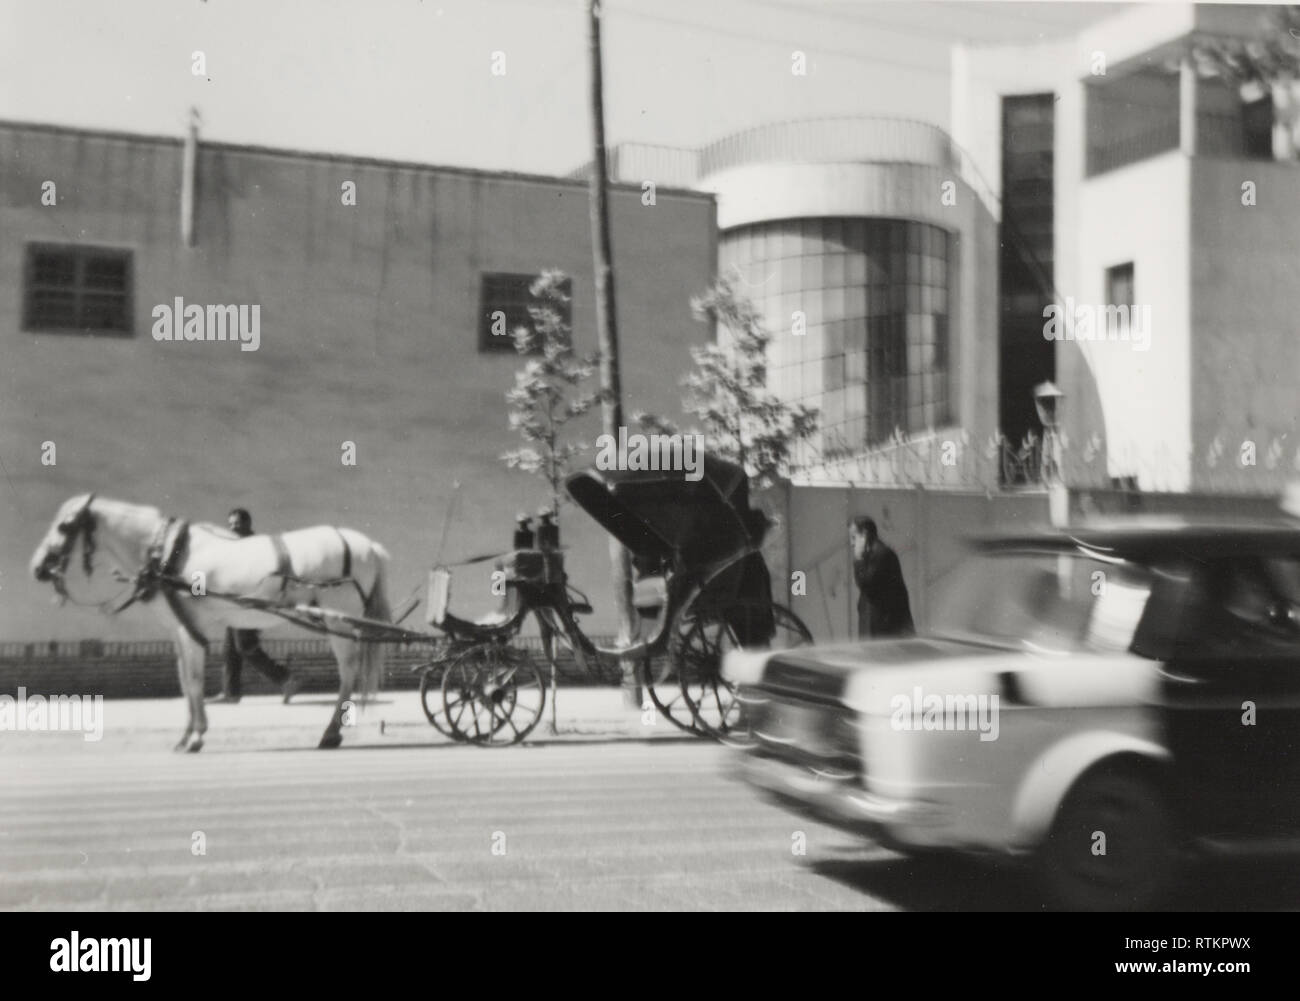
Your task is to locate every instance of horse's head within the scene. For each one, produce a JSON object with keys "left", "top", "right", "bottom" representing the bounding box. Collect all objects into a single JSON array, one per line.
[{"left": 31, "top": 493, "right": 99, "bottom": 601}]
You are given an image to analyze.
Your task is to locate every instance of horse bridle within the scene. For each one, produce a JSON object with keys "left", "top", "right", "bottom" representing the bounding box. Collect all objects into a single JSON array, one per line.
[{"left": 41, "top": 494, "right": 98, "bottom": 604}]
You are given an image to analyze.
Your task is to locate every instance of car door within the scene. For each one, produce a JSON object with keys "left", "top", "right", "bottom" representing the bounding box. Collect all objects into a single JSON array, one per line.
[{"left": 1155, "top": 553, "right": 1300, "bottom": 840}]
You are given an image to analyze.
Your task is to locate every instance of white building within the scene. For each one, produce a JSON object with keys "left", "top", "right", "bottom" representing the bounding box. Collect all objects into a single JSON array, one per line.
[
  {"left": 589, "top": 119, "right": 1003, "bottom": 488},
  {"left": 953, "top": 3, "right": 1300, "bottom": 494}
]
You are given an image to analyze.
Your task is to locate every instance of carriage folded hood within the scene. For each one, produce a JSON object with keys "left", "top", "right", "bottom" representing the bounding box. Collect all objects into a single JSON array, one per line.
[{"left": 565, "top": 456, "right": 765, "bottom": 565}]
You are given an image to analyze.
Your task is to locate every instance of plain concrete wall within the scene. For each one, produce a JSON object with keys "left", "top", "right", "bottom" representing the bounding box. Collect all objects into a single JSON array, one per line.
[
  {"left": 1071, "top": 487, "right": 1284, "bottom": 521},
  {"left": 1071, "top": 150, "right": 1192, "bottom": 491},
  {"left": 1189, "top": 157, "right": 1300, "bottom": 494},
  {"left": 786, "top": 485, "right": 1051, "bottom": 643},
  {"left": 787, "top": 482, "right": 1288, "bottom": 646},
  {"left": 0, "top": 121, "right": 717, "bottom": 641}
]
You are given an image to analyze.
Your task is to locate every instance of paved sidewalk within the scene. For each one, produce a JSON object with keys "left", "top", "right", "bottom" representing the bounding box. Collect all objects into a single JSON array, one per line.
[{"left": 2, "top": 688, "right": 692, "bottom": 754}]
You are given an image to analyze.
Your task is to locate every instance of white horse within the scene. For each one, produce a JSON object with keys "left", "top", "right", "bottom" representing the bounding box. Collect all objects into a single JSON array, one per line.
[{"left": 30, "top": 493, "right": 392, "bottom": 752}]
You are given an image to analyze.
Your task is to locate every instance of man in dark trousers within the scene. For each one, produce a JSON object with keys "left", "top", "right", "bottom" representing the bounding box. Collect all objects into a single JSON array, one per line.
[
  {"left": 850, "top": 515, "right": 915, "bottom": 639},
  {"left": 207, "top": 508, "right": 300, "bottom": 704}
]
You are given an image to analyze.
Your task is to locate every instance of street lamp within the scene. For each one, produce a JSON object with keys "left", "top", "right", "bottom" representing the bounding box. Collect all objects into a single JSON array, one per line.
[
  {"left": 1033, "top": 380, "right": 1065, "bottom": 436},
  {"left": 1034, "top": 381, "right": 1067, "bottom": 525}
]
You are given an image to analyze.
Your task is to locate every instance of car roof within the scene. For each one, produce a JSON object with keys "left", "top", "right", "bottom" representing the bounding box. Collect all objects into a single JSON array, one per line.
[{"left": 972, "top": 516, "right": 1300, "bottom": 560}]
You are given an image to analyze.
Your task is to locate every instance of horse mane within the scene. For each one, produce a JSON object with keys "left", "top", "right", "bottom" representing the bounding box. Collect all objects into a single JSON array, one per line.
[{"left": 91, "top": 496, "right": 164, "bottom": 525}]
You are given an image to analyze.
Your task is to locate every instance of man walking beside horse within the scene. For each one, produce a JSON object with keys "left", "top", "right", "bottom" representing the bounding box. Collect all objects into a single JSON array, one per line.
[{"left": 208, "top": 508, "right": 300, "bottom": 705}]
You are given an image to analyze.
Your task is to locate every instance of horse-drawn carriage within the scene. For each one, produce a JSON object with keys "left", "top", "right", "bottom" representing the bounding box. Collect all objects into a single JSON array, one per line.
[
  {"left": 417, "top": 454, "right": 812, "bottom": 744},
  {"left": 29, "top": 456, "right": 812, "bottom": 750}
]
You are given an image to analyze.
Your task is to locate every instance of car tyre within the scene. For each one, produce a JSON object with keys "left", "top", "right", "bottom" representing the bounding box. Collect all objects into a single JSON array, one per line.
[{"left": 1036, "top": 765, "right": 1178, "bottom": 912}]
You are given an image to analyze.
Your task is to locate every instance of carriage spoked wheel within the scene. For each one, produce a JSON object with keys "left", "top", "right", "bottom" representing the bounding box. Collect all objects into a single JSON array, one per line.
[
  {"left": 417, "top": 662, "right": 458, "bottom": 740},
  {"left": 670, "top": 601, "right": 812, "bottom": 743},
  {"left": 642, "top": 650, "right": 707, "bottom": 737},
  {"left": 440, "top": 643, "right": 547, "bottom": 746}
]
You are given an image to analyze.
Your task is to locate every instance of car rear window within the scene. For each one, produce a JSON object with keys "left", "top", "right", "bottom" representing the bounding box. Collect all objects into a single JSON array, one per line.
[{"left": 930, "top": 551, "right": 1154, "bottom": 655}]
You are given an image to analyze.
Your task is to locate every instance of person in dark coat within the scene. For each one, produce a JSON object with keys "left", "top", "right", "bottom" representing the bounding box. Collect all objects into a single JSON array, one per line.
[
  {"left": 850, "top": 515, "right": 915, "bottom": 639},
  {"left": 207, "top": 508, "right": 300, "bottom": 705}
]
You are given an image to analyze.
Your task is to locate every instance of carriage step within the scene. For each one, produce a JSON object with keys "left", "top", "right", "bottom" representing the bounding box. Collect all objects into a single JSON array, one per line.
[{"left": 570, "top": 602, "right": 593, "bottom": 615}]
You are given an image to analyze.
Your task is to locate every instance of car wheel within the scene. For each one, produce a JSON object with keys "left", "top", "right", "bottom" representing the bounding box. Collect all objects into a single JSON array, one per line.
[{"left": 1036, "top": 765, "right": 1177, "bottom": 911}]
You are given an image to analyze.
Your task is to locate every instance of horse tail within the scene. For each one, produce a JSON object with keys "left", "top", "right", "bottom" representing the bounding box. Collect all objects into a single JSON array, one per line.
[{"left": 358, "top": 541, "right": 392, "bottom": 708}]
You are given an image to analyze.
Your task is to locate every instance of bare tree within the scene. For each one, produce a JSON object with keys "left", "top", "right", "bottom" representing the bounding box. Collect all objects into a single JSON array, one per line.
[
  {"left": 501, "top": 271, "right": 600, "bottom": 520},
  {"left": 637, "top": 270, "right": 819, "bottom": 488},
  {"left": 1189, "top": 6, "right": 1300, "bottom": 155},
  {"left": 1189, "top": 6, "right": 1300, "bottom": 86}
]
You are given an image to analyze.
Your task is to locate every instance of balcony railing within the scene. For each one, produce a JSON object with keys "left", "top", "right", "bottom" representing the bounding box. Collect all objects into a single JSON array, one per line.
[
  {"left": 1085, "top": 111, "right": 1279, "bottom": 177},
  {"left": 1086, "top": 120, "right": 1180, "bottom": 176}
]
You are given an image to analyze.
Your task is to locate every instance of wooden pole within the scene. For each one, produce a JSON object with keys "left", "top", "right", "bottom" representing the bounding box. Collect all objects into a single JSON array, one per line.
[
  {"left": 587, "top": 0, "right": 639, "bottom": 703},
  {"left": 181, "top": 107, "right": 199, "bottom": 248}
]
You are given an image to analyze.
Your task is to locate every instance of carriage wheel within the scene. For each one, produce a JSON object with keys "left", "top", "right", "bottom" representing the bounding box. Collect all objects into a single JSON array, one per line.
[
  {"left": 672, "top": 602, "right": 812, "bottom": 743},
  {"left": 440, "top": 644, "right": 547, "bottom": 746},
  {"left": 417, "top": 662, "right": 458, "bottom": 740},
  {"left": 642, "top": 651, "right": 708, "bottom": 737}
]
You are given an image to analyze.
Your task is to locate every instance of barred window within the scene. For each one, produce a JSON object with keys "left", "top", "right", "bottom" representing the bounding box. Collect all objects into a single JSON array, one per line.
[
  {"left": 478, "top": 272, "right": 571, "bottom": 354},
  {"left": 23, "top": 244, "right": 133, "bottom": 335}
]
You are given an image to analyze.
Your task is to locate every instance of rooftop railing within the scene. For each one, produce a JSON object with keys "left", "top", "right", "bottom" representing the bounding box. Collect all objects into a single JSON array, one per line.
[{"left": 569, "top": 117, "right": 1005, "bottom": 223}]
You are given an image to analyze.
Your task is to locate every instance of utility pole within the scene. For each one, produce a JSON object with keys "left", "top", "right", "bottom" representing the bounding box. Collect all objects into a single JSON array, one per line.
[
  {"left": 181, "top": 107, "right": 200, "bottom": 248},
  {"left": 587, "top": 0, "right": 639, "bottom": 698}
]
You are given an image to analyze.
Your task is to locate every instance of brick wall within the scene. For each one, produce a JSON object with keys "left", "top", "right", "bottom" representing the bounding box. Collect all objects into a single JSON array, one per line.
[
  {"left": 0, "top": 635, "right": 625, "bottom": 699},
  {"left": 0, "top": 120, "right": 717, "bottom": 644}
]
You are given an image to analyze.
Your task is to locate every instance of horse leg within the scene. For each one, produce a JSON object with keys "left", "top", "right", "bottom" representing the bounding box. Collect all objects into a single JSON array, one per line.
[
  {"left": 180, "top": 632, "right": 208, "bottom": 753},
  {"left": 319, "top": 636, "right": 358, "bottom": 749},
  {"left": 172, "top": 635, "right": 195, "bottom": 752}
]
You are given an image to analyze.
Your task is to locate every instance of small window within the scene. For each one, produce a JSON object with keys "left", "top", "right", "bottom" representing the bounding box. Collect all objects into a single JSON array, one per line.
[
  {"left": 1242, "top": 94, "right": 1274, "bottom": 159},
  {"left": 1104, "top": 261, "right": 1135, "bottom": 337},
  {"left": 478, "top": 272, "right": 571, "bottom": 354},
  {"left": 24, "top": 243, "right": 133, "bottom": 335},
  {"left": 1105, "top": 262, "right": 1134, "bottom": 310}
]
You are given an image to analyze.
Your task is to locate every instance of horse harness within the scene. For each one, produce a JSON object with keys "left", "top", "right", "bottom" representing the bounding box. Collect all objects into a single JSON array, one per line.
[
  {"left": 116, "top": 519, "right": 371, "bottom": 646},
  {"left": 127, "top": 518, "right": 207, "bottom": 644},
  {"left": 267, "top": 528, "right": 372, "bottom": 608},
  {"left": 43, "top": 493, "right": 100, "bottom": 605}
]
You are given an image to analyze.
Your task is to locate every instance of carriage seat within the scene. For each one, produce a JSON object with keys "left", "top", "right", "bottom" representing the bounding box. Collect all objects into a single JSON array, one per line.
[
  {"left": 425, "top": 566, "right": 521, "bottom": 633},
  {"left": 471, "top": 601, "right": 516, "bottom": 627}
]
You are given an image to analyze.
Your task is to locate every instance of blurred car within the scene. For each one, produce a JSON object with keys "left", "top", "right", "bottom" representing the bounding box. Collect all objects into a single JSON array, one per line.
[{"left": 729, "top": 519, "right": 1300, "bottom": 910}]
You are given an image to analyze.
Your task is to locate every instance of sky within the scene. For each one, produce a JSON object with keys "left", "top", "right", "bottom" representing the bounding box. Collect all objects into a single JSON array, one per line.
[{"left": 0, "top": 0, "right": 1128, "bottom": 176}]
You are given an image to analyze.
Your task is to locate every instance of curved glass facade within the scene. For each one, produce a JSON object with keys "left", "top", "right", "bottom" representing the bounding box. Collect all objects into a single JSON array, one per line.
[{"left": 719, "top": 217, "right": 953, "bottom": 458}]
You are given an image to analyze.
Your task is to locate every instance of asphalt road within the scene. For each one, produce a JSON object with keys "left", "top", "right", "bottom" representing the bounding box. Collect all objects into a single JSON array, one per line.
[
  {"left": 1, "top": 732, "right": 903, "bottom": 911},
  {"left": 2, "top": 701, "right": 1295, "bottom": 911}
]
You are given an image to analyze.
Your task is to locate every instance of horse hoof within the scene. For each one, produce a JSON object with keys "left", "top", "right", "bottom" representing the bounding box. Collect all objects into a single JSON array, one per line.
[
  {"left": 187, "top": 739, "right": 204, "bottom": 754},
  {"left": 318, "top": 734, "right": 343, "bottom": 750},
  {"left": 173, "top": 739, "right": 191, "bottom": 753}
]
